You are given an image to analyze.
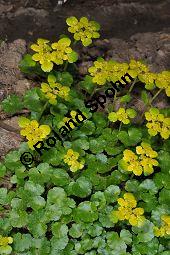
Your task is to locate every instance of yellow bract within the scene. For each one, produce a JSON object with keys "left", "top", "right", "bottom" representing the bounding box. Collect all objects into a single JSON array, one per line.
[
  {"left": 145, "top": 108, "right": 170, "bottom": 139},
  {"left": 41, "top": 74, "right": 70, "bottom": 105},
  {"left": 111, "top": 193, "right": 145, "bottom": 227},
  {"left": 66, "top": 16, "right": 100, "bottom": 46},
  {"left": 88, "top": 58, "right": 129, "bottom": 85},
  {"left": 31, "top": 39, "right": 53, "bottom": 72},
  {"left": 18, "top": 117, "right": 51, "bottom": 150},
  {"left": 57, "top": 111, "right": 79, "bottom": 129},
  {"left": 108, "top": 107, "right": 136, "bottom": 124},
  {"left": 63, "top": 149, "right": 84, "bottom": 172},
  {"left": 155, "top": 71, "right": 170, "bottom": 97},
  {"left": 128, "top": 59, "right": 149, "bottom": 78},
  {"left": 122, "top": 142, "right": 158, "bottom": 176},
  {"left": 0, "top": 235, "right": 13, "bottom": 254},
  {"left": 31, "top": 37, "right": 77, "bottom": 72},
  {"left": 154, "top": 215, "right": 170, "bottom": 237}
]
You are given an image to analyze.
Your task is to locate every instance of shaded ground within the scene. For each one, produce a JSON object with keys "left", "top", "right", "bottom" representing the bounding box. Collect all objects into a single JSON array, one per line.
[
  {"left": 0, "top": 0, "right": 170, "bottom": 158},
  {"left": 0, "top": 0, "right": 170, "bottom": 42}
]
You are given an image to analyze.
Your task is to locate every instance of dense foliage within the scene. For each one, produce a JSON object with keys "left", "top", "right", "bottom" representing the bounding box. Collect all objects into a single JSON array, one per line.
[{"left": 0, "top": 16, "right": 170, "bottom": 255}]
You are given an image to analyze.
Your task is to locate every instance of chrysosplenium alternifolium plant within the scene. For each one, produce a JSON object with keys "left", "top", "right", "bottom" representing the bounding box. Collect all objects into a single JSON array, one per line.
[{"left": 0, "top": 16, "right": 170, "bottom": 255}]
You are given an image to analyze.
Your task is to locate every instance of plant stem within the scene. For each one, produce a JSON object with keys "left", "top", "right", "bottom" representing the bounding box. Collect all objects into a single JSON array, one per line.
[
  {"left": 64, "top": 61, "right": 68, "bottom": 71},
  {"left": 129, "top": 78, "right": 137, "bottom": 93},
  {"left": 119, "top": 121, "right": 122, "bottom": 131},
  {"left": 39, "top": 101, "right": 49, "bottom": 121},
  {"left": 150, "top": 88, "right": 163, "bottom": 105}
]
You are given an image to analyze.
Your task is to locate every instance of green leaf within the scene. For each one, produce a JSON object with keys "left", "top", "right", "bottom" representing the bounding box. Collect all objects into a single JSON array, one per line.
[
  {"left": 120, "top": 94, "right": 132, "bottom": 103},
  {"left": 24, "top": 88, "right": 43, "bottom": 112},
  {"left": 104, "top": 185, "right": 120, "bottom": 204},
  {"left": 52, "top": 222, "right": 68, "bottom": 237},
  {"left": 0, "top": 163, "right": 6, "bottom": 178},
  {"left": 154, "top": 172, "right": 170, "bottom": 190},
  {"left": 128, "top": 127, "right": 142, "bottom": 144},
  {"left": 0, "top": 188, "right": 7, "bottom": 205},
  {"left": 51, "top": 168, "right": 70, "bottom": 187},
  {"left": 13, "top": 233, "right": 33, "bottom": 252},
  {"left": 132, "top": 220, "right": 154, "bottom": 242},
  {"left": 80, "top": 121, "right": 96, "bottom": 135},
  {"left": 87, "top": 222, "right": 103, "bottom": 237},
  {"left": 69, "top": 223, "right": 84, "bottom": 238},
  {"left": 158, "top": 150, "right": 170, "bottom": 172},
  {"left": 80, "top": 75, "right": 95, "bottom": 94},
  {"left": 19, "top": 54, "right": 36, "bottom": 74},
  {"left": 159, "top": 188, "right": 170, "bottom": 205},
  {"left": 139, "top": 179, "right": 158, "bottom": 195},
  {"left": 73, "top": 201, "right": 98, "bottom": 223},
  {"left": 68, "top": 177, "right": 92, "bottom": 198},
  {"left": 91, "top": 191, "right": 106, "bottom": 210},
  {"left": 1, "top": 95, "right": 23, "bottom": 114},
  {"left": 68, "top": 51, "right": 78, "bottom": 63},
  {"left": 24, "top": 181, "right": 44, "bottom": 196},
  {"left": 120, "top": 230, "right": 132, "bottom": 245},
  {"left": 141, "top": 90, "right": 149, "bottom": 104},
  {"left": 53, "top": 71, "right": 73, "bottom": 86}
]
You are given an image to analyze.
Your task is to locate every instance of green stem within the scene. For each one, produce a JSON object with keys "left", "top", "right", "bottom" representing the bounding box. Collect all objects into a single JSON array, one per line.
[
  {"left": 129, "top": 78, "right": 137, "bottom": 93},
  {"left": 39, "top": 101, "right": 49, "bottom": 121},
  {"left": 150, "top": 88, "right": 163, "bottom": 105},
  {"left": 119, "top": 121, "right": 122, "bottom": 131},
  {"left": 64, "top": 61, "right": 68, "bottom": 71}
]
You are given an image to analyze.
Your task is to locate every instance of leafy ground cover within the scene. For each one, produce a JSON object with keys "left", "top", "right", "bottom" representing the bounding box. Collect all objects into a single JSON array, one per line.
[{"left": 0, "top": 16, "right": 170, "bottom": 255}]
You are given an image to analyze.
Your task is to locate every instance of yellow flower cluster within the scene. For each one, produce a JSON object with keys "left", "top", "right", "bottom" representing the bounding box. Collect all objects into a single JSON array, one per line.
[
  {"left": 31, "top": 38, "right": 78, "bottom": 72},
  {"left": 128, "top": 59, "right": 149, "bottom": 78},
  {"left": 41, "top": 74, "right": 70, "bottom": 105},
  {"left": 138, "top": 72, "right": 157, "bottom": 90},
  {"left": 122, "top": 142, "right": 158, "bottom": 175},
  {"left": 63, "top": 149, "right": 84, "bottom": 172},
  {"left": 18, "top": 117, "right": 51, "bottom": 149},
  {"left": 145, "top": 108, "right": 170, "bottom": 139},
  {"left": 57, "top": 111, "right": 79, "bottom": 129},
  {"left": 108, "top": 107, "right": 136, "bottom": 124},
  {"left": 154, "top": 215, "right": 170, "bottom": 237},
  {"left": 155, "top": 71, "right": 170, "bottom": 97},
  {"left": 111, "top": 193, "right": 145, "bottom": 227},
  {"left": 88, "top": 58, "right": 129, "bottom": 85},
  {"left": 66, "top": 16, "right": 100, "bottom": 47},
  {"left": 0, "top": 235, "right": 13, "bottom": 254}
]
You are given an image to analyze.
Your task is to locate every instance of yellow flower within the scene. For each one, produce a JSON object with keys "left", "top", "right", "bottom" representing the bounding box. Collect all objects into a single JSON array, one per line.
[
  {"left": 154, "top": 215, "right": 170, "bottom": 237},
  {"left": 63, "top": 149, "right": 84, "bottom": 172},
  {"left": 129, "top": 207, "right": 145, "bottom": 227},
  {"left": 155, "top": 71, "right": 170, "bottom": 97},
  {"left": 140, "top": 156, "right": 158, "bottom": 175},
  {"left": 41, "top": 74, "right": 70, "bottom": 105},
  {"left": 162, "top": 215, "right": 170, "bottom": 235},
  {"left": 31, "top": 38, "right": 53, "bottom": 72},
  {"left": 0, "top": 235, "right": 13, "bottom": 254},
  {"left": 154, "top": 226, "right": 166, "bottom": 237},
  {"left": 138, "top": 72, "right": 157, "bottom": 90},
  {"left": 88, "top": 58, "right": 108, "bottom": 85},
  {"left": 66, "top": 16, "right": 100, "bottom": 46},
  {"left": 122, "top": 149, "right": 143, "bottom": 176},
  {"left": 18, "top": 117, "right": 51, "bottom": 150},
  {"left": 108, "top": 108, "right": 136, "bottom": 124},
  {"left": 136, "top": 142, "right": 158, "bottom": 158},
  {"left": 128, "top": 59, "right": 149, "bottom": 78},
  {"left": 122, "top": 143, "right": 158, "bottom": 176},
  {"left": 51, "top": 37, "right": 78, "bottom": 64},
  {"left": 88, "top": 59, "right": 129, "bottom": 86},
  {"left": 145, "top": 108, "right": 170, "bottom": 139},
  {"left": 111, "top": 193, "right": 145, "bottom": 227}
]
